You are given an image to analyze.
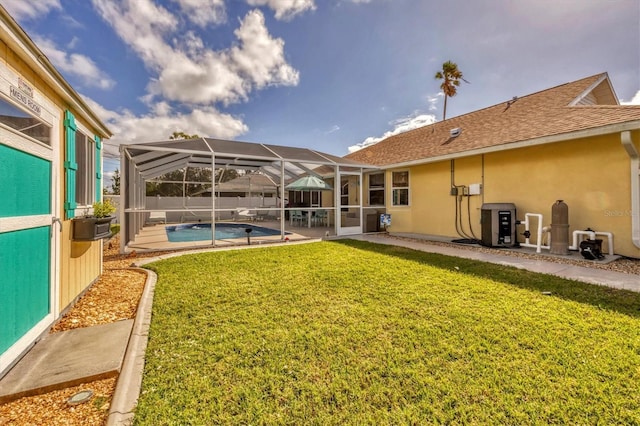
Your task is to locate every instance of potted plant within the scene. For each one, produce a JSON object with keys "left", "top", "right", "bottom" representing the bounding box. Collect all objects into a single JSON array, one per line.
[{"left": 72, "top": 199, "right": 116, "bottom": 241}]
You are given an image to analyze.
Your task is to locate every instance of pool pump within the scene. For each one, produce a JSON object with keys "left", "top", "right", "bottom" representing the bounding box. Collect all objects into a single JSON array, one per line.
[{"left": 480, "top": 203, "right": 517, "bottom": 247}]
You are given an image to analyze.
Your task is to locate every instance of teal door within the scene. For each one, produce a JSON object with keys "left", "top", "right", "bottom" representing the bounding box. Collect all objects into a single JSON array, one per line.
[{"left": 0, "top": 142, "right": 53, "bottom": 365}]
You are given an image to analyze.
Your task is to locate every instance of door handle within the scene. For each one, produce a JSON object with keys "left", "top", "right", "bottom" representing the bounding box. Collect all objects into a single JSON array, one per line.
[{"left": 51, "top": 217, "right": 62, "bottom": 237}]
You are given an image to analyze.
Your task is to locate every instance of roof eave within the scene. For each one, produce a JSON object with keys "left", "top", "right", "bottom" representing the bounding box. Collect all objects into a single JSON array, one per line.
[
  {"left": 0, "top": 6, "right": 112, "bottom": 138},
  {"left": 378, "top": 120, "right": 640, "bottom": 170}
]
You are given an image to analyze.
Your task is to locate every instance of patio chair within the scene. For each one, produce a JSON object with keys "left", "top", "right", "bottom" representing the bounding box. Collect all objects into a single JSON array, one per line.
[
  {"left": 146, "top": 211, "right": 166, "bottom": 225},
  {"left": 313, "top": 209, "right": 328, "bottom": 227},
  {"left": 236, "top": 209, "right": 256, "bottom": 222},
  {"left": 291, "top": 209, "right": 303, "bottom": 226}
]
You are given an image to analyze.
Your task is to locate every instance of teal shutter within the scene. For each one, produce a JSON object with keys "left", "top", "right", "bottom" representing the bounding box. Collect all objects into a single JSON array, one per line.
[
  {"left": 95, "top": 135, "right": 102, "bottom": 202},
  {"left": 64, "top": 110, "right": 77, "bottom": 219}
]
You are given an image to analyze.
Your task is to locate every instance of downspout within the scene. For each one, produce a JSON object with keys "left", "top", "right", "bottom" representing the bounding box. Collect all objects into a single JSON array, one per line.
[{"left": 621, "top": 131, "right": 640, "bottom": 249}]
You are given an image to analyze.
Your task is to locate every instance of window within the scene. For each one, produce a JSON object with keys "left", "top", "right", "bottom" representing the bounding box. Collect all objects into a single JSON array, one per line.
[
  {"left": 75, "top": 131, "right": 95, "bottom": 206},
  {"left": 368, "top": 173, "right": 385, "bottom": 206},
  {"left": 0, "top": 96, "right": 51, "bottom": 145},
  {"left": 392, "top": 171, "right": 409, "bottom": 206}
]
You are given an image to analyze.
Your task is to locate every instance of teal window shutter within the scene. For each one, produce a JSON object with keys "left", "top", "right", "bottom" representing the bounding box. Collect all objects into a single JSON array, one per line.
[
  {"left": 95, "top": 135, "right": 102, "bottom": 202},
  {"left": 63, "top": 110, "right": 77, "bottom": 219}
]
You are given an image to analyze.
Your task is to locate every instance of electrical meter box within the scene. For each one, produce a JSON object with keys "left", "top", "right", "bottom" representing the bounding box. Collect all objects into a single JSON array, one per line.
[{"left": 481, "top": 203, "right": 517, "bottom": 247}]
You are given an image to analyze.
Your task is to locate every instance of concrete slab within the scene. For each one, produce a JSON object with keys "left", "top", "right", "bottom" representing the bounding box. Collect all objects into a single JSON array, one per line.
[{"left": 0, "top": 319, "right": 133, "bottom": 404}]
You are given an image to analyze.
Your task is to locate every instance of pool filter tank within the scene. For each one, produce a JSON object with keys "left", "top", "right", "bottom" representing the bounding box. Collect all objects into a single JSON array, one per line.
[
  {"left": 550, "top": 200, "right": 569, "bottom": 255},
  {"left": 481, "top": 203, "right": 517, "bottom": 247}
]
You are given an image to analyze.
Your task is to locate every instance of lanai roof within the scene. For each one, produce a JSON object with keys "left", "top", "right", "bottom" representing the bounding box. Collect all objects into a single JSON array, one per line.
[
  {"left": 346, "top": 73, "right": 640, "bottom": 167},
  {"left": 121, "top": 137, "right": 374, "bottom": 182}
]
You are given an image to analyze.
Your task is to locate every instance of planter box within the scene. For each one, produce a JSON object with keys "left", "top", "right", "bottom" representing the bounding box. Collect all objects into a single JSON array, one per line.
[{"left": 72, "top": 216, "right": 115, "bottom": 241}]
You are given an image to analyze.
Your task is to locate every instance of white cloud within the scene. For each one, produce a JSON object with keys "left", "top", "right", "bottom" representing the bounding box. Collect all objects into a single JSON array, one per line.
[
  {"left": 348, "top": 113, "right": 436, "bottom": 153},
  {"left": 83, "top": 96, "right": 248, "bottom": 159},
  {"left": 231, "top": 10, "right": 300, "bottom": 90},
  {"left": 325, "top": 125, "right": 340, "bottom": 134},
  {"left": 427, "top": 92, "right": 443, "bottom": 111},
  {"left": 2, "top": 0, "right": 61, "bottom": 20},
  {"left": 67, "top": 36, "right": 80, "bottom": 50},
  {"left": 621, "top": 90, "right": 640, "bottom": 105},
  {"left": 246, "top": 0, "right": 316, "bottom": 20},
  {"left": 92, "top": 0, "right": 178, "bottom": 70},
  {"left": 92, "top": 1, "right": 299, "bottom": 106},
  {"left": 171, "top": 0, "right": 226, "bottom": 27},
  {"left": 35, "top": 37, "right": 115, "bottom": 90}
]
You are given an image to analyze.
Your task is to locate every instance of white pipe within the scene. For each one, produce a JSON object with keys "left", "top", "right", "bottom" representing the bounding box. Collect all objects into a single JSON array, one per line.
[
  {"left": 596, "top": 232, "right": 614, "bottom": 256},
  {"left": 520, "top": 213, "right": 550, "bottom": 253},
  {"left": 569, "top": 230, "right": 614, "bottom": 256},
  {"left": 621, "top": 131, "right": 640, "bottom": 249},
  {"left": 569, "top": 230, "right": 596, "bottom": 251}
]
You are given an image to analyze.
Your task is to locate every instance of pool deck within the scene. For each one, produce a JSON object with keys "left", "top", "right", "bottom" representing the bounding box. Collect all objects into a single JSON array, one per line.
[{"left": 126, "top": 220, "right": 334, "bottom": 252}]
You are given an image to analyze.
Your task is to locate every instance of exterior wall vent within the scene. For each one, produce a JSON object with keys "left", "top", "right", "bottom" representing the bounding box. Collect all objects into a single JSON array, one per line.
[{"left": 450, "top": 128, "right": 461, "bottom": 138}]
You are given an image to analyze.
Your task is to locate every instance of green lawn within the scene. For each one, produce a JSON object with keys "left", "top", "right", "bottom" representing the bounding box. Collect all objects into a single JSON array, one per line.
[{"left": 135, "top": 240, "right": 640, "bottom": 425}]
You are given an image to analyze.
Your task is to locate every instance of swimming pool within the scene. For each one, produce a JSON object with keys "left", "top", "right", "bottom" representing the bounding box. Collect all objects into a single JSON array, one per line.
[{"left": 165, "top": 223, "right": 285, "bottom": 242}]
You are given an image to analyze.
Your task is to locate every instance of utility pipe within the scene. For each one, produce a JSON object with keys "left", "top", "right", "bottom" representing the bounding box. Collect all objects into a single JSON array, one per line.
[
  {"left": 569, "top": 230, "right": 595, "bottom": 251},
  {"left": 621, "top": 131, "right": 640, "bottom": 249},
  {"left": 520, "top": 213, "right": 550, "bottom": 253},
  {"left": 569, "top": 230, "right": 614, "bottom": 256}
]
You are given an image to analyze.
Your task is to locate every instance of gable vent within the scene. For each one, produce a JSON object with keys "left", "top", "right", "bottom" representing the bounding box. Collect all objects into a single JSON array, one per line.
[{"left": 450, "top": 128, "right": 461, "bottom": 138}]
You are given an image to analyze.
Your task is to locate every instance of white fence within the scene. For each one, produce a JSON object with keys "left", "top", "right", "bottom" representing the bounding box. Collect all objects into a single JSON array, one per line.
[{"left": 106, "top": 195, "right": 280, "bottom": 224}]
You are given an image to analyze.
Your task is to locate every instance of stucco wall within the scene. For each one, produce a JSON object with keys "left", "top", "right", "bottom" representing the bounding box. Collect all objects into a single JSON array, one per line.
[{"left": 386, "top": 132, "right": 640, "bottom": 258}]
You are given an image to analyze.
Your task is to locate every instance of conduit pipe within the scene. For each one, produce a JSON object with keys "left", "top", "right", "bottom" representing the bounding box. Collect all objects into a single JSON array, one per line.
[
  {"left": 569, "top": 230, "right": 614, "bottom": 256},
  {"left": 621, "top": 131, "right": 640, "bottom": 249},
  {"left": 520, "top": 213, "right": 550, "bottom": 253}
]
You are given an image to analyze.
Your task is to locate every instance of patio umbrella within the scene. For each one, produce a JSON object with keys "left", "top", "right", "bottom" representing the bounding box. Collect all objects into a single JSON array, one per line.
[{"left": 285, "top": 175, "right": 333, "bottom": 191}]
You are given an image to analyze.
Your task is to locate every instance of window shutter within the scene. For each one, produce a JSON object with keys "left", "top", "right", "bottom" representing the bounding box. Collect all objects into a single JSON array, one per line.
[
  {"left": 95, "top": 135, "right": 102, "bottom": 202},
  {"left": 63, "top": 110, "right": 77, "bottom": 219}
]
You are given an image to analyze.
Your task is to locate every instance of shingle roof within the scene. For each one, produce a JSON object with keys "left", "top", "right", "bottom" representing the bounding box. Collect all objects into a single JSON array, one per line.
[{"left": 346, "top": 73, "right": 640, "bottom": 167}]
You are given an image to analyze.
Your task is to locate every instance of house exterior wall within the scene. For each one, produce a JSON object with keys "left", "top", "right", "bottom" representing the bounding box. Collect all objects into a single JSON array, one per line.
[
  {"left": 1, "top": 39, "right": 103, "bottom": 312},
  {"left": 59, "top": 223, "right": 102, "bottom": 311},
  {"left": 0, "top": 24, "right": 106, "bottom": 374},
  {"left": 384, "top": 131, "right": 640, "bottom": 258}
]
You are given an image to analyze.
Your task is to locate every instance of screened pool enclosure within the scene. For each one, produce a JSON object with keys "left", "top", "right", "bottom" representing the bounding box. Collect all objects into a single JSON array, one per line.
[{"left": 119, "top": 138, "right": 378, "bottom": 252}]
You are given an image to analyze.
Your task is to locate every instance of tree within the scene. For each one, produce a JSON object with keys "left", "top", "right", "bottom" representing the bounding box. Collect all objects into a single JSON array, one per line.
[
  {"left": 434, "top": 61, "right": 468, "bottom": 120},
  {"left": 145, "top": 131, "right": 242, "bottom": 197},
  {"left": 169, "top": 131, "right": 200, "bottom": 140},
  {"left": 110, "top": 168, "right": 120, "bottom": 195}
]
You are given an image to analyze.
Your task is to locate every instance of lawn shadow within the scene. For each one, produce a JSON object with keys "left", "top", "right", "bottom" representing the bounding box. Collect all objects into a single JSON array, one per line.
[{"left": 331, "top": 239, "right": 640, "bottom": 319}]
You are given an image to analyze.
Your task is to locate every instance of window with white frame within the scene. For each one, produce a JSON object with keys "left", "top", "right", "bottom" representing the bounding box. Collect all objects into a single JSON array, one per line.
[
  {"left": 368, "top": 172, "right": 385, "bottom": 206},
  {"left": 0, "top": 96, "right": 51, "bottom": 145},
  {"left": 75, "top": 131, "right": 95, "bottom": 206},
  {"left": 392, "top": 171, "right": 409, "bottom": 206}
]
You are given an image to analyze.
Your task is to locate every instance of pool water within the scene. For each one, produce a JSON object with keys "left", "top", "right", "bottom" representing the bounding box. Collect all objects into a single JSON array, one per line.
[{"left": 166, "top": 223, "right": 284, "bottom": 242}]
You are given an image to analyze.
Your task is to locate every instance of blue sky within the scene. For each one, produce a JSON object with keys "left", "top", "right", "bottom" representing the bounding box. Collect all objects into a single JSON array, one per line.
[{"left": 4, "top": 0, "right": 640, "bottom": 182}]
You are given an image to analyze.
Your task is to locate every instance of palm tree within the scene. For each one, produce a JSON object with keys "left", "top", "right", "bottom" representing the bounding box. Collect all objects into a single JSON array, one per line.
[{"left": 434, "top": 61, "right": 467, "bottom": 120}]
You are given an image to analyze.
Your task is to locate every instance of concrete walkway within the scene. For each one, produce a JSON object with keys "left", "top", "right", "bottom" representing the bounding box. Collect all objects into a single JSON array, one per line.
[
  {"left": 0, "top": 320, "right": 133, "bottom": 404},
  {"left": 353, "top": 234, "right": 640, "bottom": 292}
]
